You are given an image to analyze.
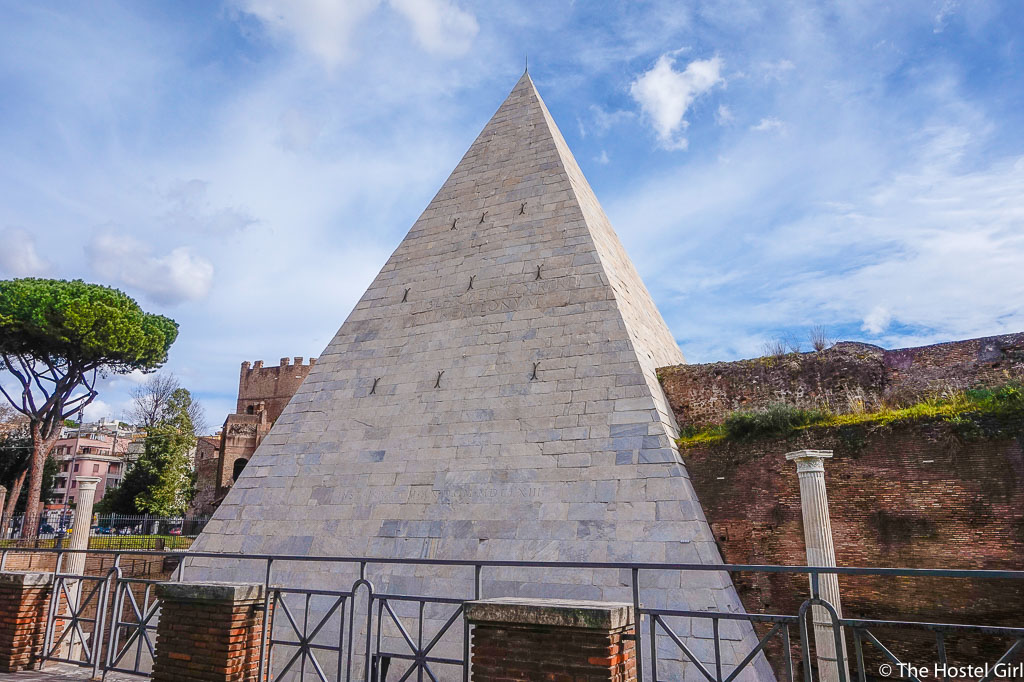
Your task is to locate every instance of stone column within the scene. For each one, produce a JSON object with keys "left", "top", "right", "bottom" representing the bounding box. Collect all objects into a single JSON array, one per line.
[
  {"left": 465, "top": 597, "right": 636, "bottom": 682},
  {"left": 785, "top": 449, "right": 849, "bottom": 682},
  {"left": 63, "top": 476, "right": 100, "bottom": 579},
  {"left": 56, "top": 475, "right": 100, "bottom": 663},
  {"left": 152, "top": 582, "right": 271, "bottom": 682},
  {"left": 0, "top": 571, "right": 56, "bottom": 672}
]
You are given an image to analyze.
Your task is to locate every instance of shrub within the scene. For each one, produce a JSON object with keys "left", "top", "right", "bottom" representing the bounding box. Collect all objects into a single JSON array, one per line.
[
  {"left": 724, "top": 403, "right": 829, "bottom": 440},
  {"left": 809, "top": 325, "right": 831, "bottom": 352}
]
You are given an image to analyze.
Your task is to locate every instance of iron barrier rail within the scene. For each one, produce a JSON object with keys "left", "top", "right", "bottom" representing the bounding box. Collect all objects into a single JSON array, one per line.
[{"left": 1, "top": 547, "right": 1021, "bottom": 682}]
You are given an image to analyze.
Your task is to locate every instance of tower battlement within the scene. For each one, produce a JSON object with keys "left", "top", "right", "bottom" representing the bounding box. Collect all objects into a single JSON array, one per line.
[{"left": 235, "top": 356, "right": 317, "bottom": 423}]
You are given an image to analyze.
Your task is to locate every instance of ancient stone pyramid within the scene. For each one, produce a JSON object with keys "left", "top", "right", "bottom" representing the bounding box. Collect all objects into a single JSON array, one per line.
[{"left": 190, "top": 72, "right": 768, "bottom": 680}]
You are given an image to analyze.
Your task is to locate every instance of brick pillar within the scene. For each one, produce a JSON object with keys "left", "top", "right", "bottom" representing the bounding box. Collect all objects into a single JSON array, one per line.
[
  {"left": 152, "top": 582, "right": 270, "bottom": 682},
  {"left": 0, "top": 571, "right": 54, "bottom": 672},
  {"left": 465, "top": 597, "right": 636, "bottom": 682}
]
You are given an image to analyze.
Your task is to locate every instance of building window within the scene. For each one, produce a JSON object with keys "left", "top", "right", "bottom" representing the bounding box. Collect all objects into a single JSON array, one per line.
[
  {"left": 74, "top": 463, "right": 80, "bottom": 472},
  {"left": 71, "top": 480, "right": 77, "bottom": 489},
  {"left": 246, "top": 405, "right": 255, "bottom": 415},
  {"left": 93, "top": 463, "right": 100, "bottom": 474},
  {"left": 109, "top": 463, "right": 119, "bottom": 474}
]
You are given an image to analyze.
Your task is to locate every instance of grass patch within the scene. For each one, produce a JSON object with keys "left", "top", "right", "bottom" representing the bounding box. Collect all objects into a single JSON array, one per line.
[
  {"left": 677, "top": 381, "right": 1024, "bottom": 448},
  {"left": 0, "top": 534, "right": 195, "bottom": 550}
]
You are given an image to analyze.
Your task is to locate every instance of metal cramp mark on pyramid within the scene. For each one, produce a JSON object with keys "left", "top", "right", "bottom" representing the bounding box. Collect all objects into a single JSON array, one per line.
[{"left": 187, "top": 73, "right": 774, "bottom": 681}]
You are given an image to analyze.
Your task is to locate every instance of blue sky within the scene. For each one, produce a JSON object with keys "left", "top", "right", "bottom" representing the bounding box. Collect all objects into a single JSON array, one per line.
[{"left": 2, "top": 1, "right": 1023, "bottom": 428}]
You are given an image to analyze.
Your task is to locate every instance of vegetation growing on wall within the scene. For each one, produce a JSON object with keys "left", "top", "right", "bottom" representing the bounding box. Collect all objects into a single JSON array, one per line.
[{"left": 677, "top": 382, "right": 1024, "bottom": 448}]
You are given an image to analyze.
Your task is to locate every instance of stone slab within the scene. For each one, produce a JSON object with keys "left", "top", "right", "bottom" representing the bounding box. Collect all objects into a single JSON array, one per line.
[
  {"left": 155, "top": 581, "right": 264, "bottom": 603},
  {"left": 0, "top": 571, "right": 53, "bottom": 588},
  {"left": 465, "top": 597, "right": 633, "bottom": 630}
]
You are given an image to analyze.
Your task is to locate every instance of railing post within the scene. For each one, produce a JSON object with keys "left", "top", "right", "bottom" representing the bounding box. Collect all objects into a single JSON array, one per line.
[
  {"left": 153, "top": 582, "right": 271, "bottom": 682},
  {"left": 465, "top": 598, "right": 637, "bottom": 682},
  {"left": 786, "top": 450, "right": 850, "bottom": 682},
  {"left": 0, "top": 486, "right": 7, "bottom": 539},
  {"left": 632, "top": 567, "right": 645, "bottom": 681}
]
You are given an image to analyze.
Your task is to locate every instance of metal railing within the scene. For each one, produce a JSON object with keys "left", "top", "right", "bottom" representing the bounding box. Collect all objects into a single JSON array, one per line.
[
  {"left": 1, "top": 546, "right": 1021, "bottom": 682},
  {"left": 0, "top": 513, "right": 209, "bottom": 550}
]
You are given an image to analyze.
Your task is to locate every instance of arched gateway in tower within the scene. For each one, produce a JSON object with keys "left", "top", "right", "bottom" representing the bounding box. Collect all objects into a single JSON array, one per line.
[{"left": 188, "top": 72, "right": 772, "bottom": 681}]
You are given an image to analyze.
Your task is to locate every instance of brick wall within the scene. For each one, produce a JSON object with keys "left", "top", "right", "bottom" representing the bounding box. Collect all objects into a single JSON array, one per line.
[
  {"left": 465, "top": 599, "right": 636, "bottom": 682},
  {"left": 2, "top": 551, "right": 169, "bottom": 578},
  {"left": 674, "top": 419, "right": 1024, "bottom": 678},
  {"left": 471, "top": 623, "right": 636, "bottom": 681},
  {"left": 661, "top": 332, "right": 1024, "bottom": 429},
  {"left": 0, "top": 572, "right": 54, "bottom": 672},
  {"left": 237, "top": 358, "right": 315, "bottom": 423}
]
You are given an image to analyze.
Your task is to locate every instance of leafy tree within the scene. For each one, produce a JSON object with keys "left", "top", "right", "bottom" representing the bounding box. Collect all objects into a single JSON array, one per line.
[
  {"left": 0, "top": 278, "right": 177, "bottom": 536},
  {"left": 98, "top": 388, "right": 197, "bottom": 516}
]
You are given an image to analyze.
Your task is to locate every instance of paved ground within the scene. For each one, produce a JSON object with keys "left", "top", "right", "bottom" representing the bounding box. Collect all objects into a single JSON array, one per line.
[{"left": 0, "top": 664, "right": 145, "bottom": 680}]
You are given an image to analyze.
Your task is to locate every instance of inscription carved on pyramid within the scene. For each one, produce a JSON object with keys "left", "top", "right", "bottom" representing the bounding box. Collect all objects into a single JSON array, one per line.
[{"left": 190, "top": 73, "right": 769, "bottom": 679}]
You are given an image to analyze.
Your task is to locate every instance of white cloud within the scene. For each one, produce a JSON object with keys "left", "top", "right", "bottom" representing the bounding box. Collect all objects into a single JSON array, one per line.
[
  {"left": 630, "top": 54, "right": 724, "bottom": 150},
  {"left": 760, "top": 59, "right": 795, "bottom": 81},
  {"left": 163, "top": 179, "right": 255, "bottom": 234},
  {"left": 82, "top": 399, "right": 113, "bottom": 422},
  {"left": 750, "top": 117, "right": 784, "bottom": 132},
  {"left": 87, "top": 231, "right": 214, "bottom": 305},
  {"left": 715, "top": 104, "right": 735, "bottom": 126},
  {"left": 587, "top": 105, "right": 635, "bottom": 137},
  {"left": 233, "top": 0, "right": 477, "bottom": 64},
  {"left": 0, "top": 227, "right": 49, "bottom": 277},
  {"left": 388, "top": 0, "right": 478, "bottom": 56},
  {"left": 934, "top": 0, "right": 958, "bottom": 33},
  {"left": 233, "top": 0, "right": 381, "bottom": 68},
  {"left": 861, "top": 306, "right": 892, "bottom": 335},
  {"left": 595, "top": 150, "right": 610, "bottom": 165}
]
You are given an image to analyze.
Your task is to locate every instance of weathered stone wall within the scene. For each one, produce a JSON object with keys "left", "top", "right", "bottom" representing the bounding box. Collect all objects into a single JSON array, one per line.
[
  {"left": 660, "top": 333, "right": 1024, "bottom": 429},
  {"left": 189, "top": 436, "right": 220, "bottom": 517},
  {"left": 192, "top": 359, "right": 314, "bottom": 510}
]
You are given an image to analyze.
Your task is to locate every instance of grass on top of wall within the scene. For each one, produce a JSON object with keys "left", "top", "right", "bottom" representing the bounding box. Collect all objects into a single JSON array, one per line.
[{"left": 677, "top": 382, "right": 1024, "bottom": 448}]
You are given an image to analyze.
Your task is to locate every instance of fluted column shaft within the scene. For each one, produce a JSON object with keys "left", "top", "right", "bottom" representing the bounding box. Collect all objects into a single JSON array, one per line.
[
  {"left": 64, "top": 477, "right": 100, "bottom": 578},
  {"left": 786, "top": 450, "right": 850, "bottom": 682}
]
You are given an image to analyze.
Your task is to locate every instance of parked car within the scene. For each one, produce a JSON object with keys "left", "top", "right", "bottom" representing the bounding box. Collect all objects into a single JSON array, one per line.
[{"left": 168, "top": 527, "right": 182, "bottom": 536}]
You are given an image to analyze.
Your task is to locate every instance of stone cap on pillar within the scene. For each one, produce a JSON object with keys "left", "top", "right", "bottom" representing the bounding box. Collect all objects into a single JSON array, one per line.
[
  {"left": 0, "top": 571, "right": 54, "bottom": 587},
  {"left": 73, "top": 476, "right": 102, "bottom": 490},
  {"left": 464, "top": 597, "right": 634, "bottom": 630},
  {"left": 155, "top": 581, "right": 265, "bottom": 603},
  {"left": 785, "top": 449, "right": 833, "bottom": 473}
]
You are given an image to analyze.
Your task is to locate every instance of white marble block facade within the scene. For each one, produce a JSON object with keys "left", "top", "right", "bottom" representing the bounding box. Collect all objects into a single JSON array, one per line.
[{"left": 188, "top": 73, "right": 772, "bottom": 681}]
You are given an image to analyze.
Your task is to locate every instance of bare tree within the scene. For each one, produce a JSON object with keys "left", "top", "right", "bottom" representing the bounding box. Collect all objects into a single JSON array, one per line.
[
  {"left": 130, "top": 373, "right": 208, "bottom": 435},
  {"left": 130, "top": 374, "right": 179, "bottom": 427}
]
